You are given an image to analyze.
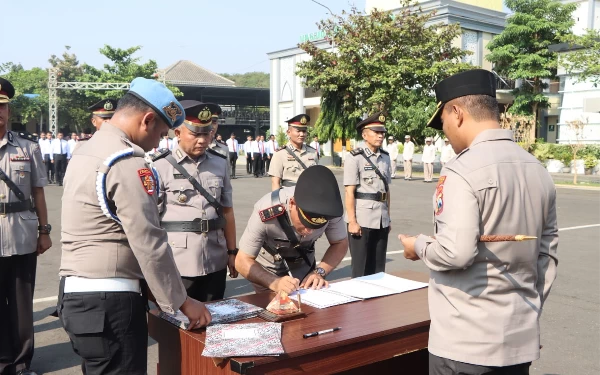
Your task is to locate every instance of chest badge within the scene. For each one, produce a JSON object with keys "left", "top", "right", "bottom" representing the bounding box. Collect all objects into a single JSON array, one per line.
[
  {"left": 177, "top": 187, "right": 187, "bottom": 203},
  {"left": 366, "top": 177, "right": 373, "bottom": 185},
  {"left": 435, "top": 176, "right": 446, "bottom": 215}
]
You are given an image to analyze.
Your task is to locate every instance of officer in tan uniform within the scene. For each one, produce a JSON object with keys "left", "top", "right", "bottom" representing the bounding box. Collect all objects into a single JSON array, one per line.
[
  {"left": 236, "top": 166, "right": 348, "bottom": 294},
  {"left": 59, "top": 78, "right": 211, "bottom": 375},
  {"left": 73, "top": 99, "right": 118, "bottom": 153},
  {"left": 206, "top": 103, "right": 230, "bottom": 159},
  {"left": 0, "top": 78, "right": 51, "bottom": 375},
  {"left": 268, "top": 114, "right": 317, "bottom": 190},
  {"left": 400, "top": 69, "right": 558, "bottom": 375},
  {"left": 154, "top": 101, "right": 238, "bottom": 302},
  {"left": 344, "top": 111, "right": 392, "bottom": 278}
]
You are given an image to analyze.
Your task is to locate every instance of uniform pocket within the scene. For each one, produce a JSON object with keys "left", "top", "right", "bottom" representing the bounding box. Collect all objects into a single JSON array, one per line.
[
  {"left": 62, "top": 310, "right": 108, "bottom": 360},
  {"left": 169, "top": 233, "right": 188, "bottom": 249},
  {"left": 10, "top": 162, "right": 31, "bottom": 185},
  {"left": 204, "top": 177, "right": 223, "bottom": 198}
]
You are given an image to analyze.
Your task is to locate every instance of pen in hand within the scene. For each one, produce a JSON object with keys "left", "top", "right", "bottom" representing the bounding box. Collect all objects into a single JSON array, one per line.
[{"left": 303, "top": 327, "right": 342, "bottom": 339}]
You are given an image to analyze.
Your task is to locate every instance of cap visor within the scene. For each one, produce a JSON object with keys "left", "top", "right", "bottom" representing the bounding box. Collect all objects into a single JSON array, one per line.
[
  {"left": 427, "top": 106, "right": 443, "bottom": 130},
  {"left": 297, "top": 207, "right": 327, "bottom": 230}
]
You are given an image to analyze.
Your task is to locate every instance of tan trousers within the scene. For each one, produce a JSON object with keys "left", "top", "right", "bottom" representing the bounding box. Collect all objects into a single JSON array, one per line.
[
  {"left": 403, "top": 160, "right": 412, "bottom": 179},
  {"left": 424, "top": 163, "right": 433, "bottom": 181}
]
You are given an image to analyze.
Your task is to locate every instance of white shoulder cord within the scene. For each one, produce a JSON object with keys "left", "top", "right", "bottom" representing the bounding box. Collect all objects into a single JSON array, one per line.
[{"left": 96, "top": 148, "right": 135, "bottom": 225}]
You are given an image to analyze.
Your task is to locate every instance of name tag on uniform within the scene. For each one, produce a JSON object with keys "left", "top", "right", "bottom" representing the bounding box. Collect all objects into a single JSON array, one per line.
[
  {"left": 287, "top": 156, "right": 295, "bottom": 161},
  {"left": 174, "top": 174, "right": 186, "bottom": 179},
  {"left": 308, "top": 157, "right": 315, "bottom": 161},
  {"left": 10, "top": 156, "right": 30, "bottom": 161},
  {"left": 364, "top": 166, "right": 374, "bottom": 171}
]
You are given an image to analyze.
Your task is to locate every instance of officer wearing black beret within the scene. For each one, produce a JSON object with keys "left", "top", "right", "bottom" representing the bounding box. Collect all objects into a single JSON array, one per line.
[
  {"left": 0, "top": 77, "right": 52, "bottom": 375},
  {"left": 236, "top": 165, "right": 348, "bottom": 294},
  {"left": 343, "top": 111, "right": 392, "bottom": 278},
  {"left": 399, "top": 69, "right": 558, "bottom": 374}
]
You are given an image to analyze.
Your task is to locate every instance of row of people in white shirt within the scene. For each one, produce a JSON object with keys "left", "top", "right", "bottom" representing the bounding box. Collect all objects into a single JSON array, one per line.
[
  {"left": 385, "top": 136, "right": 456, "bottom": 163},
  {"left": 38, "top": 134, "right": 75, "bottom": 159}
]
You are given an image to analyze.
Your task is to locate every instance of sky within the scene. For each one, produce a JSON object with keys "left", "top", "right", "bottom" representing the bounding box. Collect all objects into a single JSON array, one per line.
[{"left": 1, "top": 0, "right": 357, "bottom": 74}]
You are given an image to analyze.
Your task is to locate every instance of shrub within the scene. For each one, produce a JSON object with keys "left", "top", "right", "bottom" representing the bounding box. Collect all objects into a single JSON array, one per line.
[{"left": 584, "top": 154, "right": 598, "bottom": 169}]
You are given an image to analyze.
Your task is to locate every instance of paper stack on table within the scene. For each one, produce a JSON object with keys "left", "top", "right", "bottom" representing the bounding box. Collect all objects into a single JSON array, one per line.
[
  {"left": 290, "top": 273, "right": 428, "bottom": 309},
  {"left": 158, "top": 298, "right": 263, "bottom": 329},
  {"left": 202, "top": 322, "right": 284, "bottom": 357}
]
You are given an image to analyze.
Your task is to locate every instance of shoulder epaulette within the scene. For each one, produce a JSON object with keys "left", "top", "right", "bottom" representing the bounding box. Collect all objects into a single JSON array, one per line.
[
  {"left": 305, "top": 144, "right": 316, "bottom": 151},
  {"left": 276, "top": 147, "right": 286, "bottom": 152},
  {"left": 350, "top": 148, "right": 364, "bottom": 156},
  {"left": 79, "top": 135, "right": 93, "bottom": 142},
  {"left": 150, "top": 148, "right": 171, "bottom": 162},
  {"left": 258, "top": 204, "right": 286, "bottom": 222},
  {"left": 15, "top": 131, "right": 38, "bottom": 142},
  {"left": 207, "top": 148, "right": 227, "bottom": 159},
  {"left": 380, "top": 148, "right": 389, "bottom": 155}
]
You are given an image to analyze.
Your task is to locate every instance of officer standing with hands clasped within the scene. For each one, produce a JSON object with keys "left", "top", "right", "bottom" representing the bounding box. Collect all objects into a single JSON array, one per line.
[
  {"left": 0, "top": 77, "right": 51, "bottom": 375},
  {"left": 236, "top": 166, "right": 348, "bottom": 294},
  {"left": 58, "top": 78, "right": 211, "bottom": 375},
  {"left": 399, "top": 69, "right": 558, "bottom": 375},
  {"left": 268, "top": 114, "right": 317, "bottom": 190},
  {"left": 154, "top": 101, "right": 238, "bottom": 302},
  {"left": 344, "top": 112, "right": 392, "bottom": 278}
]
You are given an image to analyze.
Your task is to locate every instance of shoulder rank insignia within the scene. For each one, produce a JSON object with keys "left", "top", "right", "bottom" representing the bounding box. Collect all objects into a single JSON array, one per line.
[
  {"left": 138, "top": 168, "right": 156, "bottom": 195},
  {"left": 259, "top": 204, "right": 286, "bottom": 222},
  {"left": 380, "top": 148, "right": 389, "bottom": 155},
  {"left": 16, "top": 131, "right": 38, "bottom": 142},
  {"left": 350, "top": 148, "right": 364, "bottom": 156},
  {"left": 305, "top": 144, "right": 316, "bottom": 151},
  {"left": 207, "top": 148, "right": 227, "bottom": 159},
  {"left": 150, "top": 148, "right": 171, "bottom": 162}
]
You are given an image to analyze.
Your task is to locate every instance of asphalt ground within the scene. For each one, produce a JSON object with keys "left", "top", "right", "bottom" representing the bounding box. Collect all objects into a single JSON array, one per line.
[{"left": 26, "top": 165, "right": 600, "bottom": 375}]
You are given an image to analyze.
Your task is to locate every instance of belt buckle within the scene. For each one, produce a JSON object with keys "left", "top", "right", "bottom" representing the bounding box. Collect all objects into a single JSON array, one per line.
[
  {"left": 200, "top": 219, "right": 209, "bottom": 233},
  {"left": 380, "top": 192, "right": 388, "bottom": 202}
]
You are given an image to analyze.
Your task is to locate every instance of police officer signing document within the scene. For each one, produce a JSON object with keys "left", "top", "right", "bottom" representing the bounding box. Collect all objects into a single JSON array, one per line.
[
  {"left": 0, "top": 78, "right": 51, "bottom": 375},
  {"left": 236, "top": 166, "right": 348, "bottom": 294},
  {"left": 154, "top": 101, "right": 238, "bottom": 302},
  {"left": 400, "top": 69, "right": 558, "bottom": 375},
  {"left": 59, "top": 78, "right": 211, "bottom": 375}
]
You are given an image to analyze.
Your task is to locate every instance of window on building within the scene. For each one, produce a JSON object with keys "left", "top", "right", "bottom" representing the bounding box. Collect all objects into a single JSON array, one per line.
[{"left": 461, "top": 29, "right": 481, "bottom": 66}]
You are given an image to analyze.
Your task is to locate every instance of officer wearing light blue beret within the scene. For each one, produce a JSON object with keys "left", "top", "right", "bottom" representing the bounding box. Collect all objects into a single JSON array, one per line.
[{"left": 58, "top": 77, "right": 212, "bottom": 375}]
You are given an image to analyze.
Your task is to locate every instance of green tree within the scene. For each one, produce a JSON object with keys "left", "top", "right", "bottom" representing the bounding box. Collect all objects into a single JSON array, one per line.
[
  {"left": 486, "top": 0, "right": 576, "bottom": 125},
  {"left": 0, "top": 63, "right": 49, "bottom": 126},
  {"left": 559, "top": 29, "right": 600, "bottom": 87},
  {"left": 296, "top": 1, "right": 470, "bottom": 158},
  {"left": 83, "top": 45, "right": 180, "bottom": 100},
  {"left": 220, "top": 72, "right": 270, "bottom": 88}
]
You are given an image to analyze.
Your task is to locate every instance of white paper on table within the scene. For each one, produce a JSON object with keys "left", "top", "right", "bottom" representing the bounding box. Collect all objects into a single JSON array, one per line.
[
  {"left": 208, "top": 304, "right": 239, "bottom": 315},
  {"left": 222, "top": 328, "right": 259, "bottom": 339},
  {"left": 328, "top": 273, "right": 428, "bottom": 299},
  {"left": 357, "top": 272, "right": 428, "bottom": 292},
  {"left": 290, "top": 288, "right": 360, "bottom": 309}
]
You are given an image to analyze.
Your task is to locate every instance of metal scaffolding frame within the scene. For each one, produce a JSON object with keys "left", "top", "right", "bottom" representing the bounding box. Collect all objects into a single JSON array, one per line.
[{"left": 47, "top": 68, "right": 166, "bottom": 133}]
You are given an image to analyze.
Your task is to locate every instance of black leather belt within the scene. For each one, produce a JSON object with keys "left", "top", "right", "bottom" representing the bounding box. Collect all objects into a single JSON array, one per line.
[
  {"left": 355, "top": 192, "right": 388, "bottom": 202},
  {"left": 161, "top": 217, "right": 226, "bottom": 233},
  {"left": 0, "top": 199, "right": 34, "bottom": 214},
  {"left": 281, "top": 180, "right": 296, "bottom": 187}
]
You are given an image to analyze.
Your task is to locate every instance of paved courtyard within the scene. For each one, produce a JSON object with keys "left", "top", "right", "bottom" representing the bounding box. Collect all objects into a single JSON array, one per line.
[{"left": 28, "top": 165, "right": 600, "bottom": 375}]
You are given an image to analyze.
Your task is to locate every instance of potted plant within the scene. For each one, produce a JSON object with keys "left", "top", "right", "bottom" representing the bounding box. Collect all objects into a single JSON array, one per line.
[
  {"left": 558, "top": 150, "right": 572, "bottom": 173},
  {"left": 584, "top": 155, "right": 598, "bottom": 175}
]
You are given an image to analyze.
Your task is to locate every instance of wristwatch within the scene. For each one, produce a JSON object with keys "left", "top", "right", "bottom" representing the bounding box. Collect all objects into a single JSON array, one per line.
[
  {"left": 38, "top": 224, "right": 52, "bottom": 233},
  {"left": 314, "top": 267, "right": 326, "bottom": 277},
  {"left": 227, "top": 248, "right": 239, "bottom": 255}
]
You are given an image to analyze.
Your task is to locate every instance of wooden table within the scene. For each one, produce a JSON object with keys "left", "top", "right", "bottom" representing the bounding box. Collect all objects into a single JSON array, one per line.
[{"left": 148, "top": 270, "right": 430, "bottom": 375}]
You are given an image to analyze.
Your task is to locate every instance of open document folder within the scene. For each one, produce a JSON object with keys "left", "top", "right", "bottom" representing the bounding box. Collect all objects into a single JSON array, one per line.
[
  {"left": 290, "top": 273, "right": 428, "bottom": 309},
  {"left": 202, "top": 322, "right": 284, "bottom": 357}
]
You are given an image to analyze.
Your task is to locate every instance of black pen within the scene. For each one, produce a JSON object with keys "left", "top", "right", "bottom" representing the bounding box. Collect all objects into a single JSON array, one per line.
[{"left": 303, "top": 327, "right": 342, "bottom": 338}]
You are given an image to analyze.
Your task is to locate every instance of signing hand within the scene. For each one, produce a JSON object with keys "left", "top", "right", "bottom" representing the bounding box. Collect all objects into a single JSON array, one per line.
[
  {"left": 270, "top": 276, "right": 300, "bottom": 294},
  {"left": 180, "top": 297, "right": 212, "bottom": 331}
]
